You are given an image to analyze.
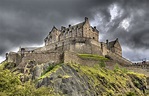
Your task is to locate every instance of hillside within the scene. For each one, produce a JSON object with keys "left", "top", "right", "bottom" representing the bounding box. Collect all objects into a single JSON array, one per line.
[{"left": 0, "top": 59, "right": 149, "bottom": 96}]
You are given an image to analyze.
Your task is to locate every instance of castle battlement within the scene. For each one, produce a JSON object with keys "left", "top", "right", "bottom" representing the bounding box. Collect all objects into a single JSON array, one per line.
[{"left": 6, "top": 17, "right": 132, "bottom": 67}]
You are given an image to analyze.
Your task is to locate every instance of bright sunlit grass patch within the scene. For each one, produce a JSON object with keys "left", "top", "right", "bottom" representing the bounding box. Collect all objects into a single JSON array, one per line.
[{"left": 78, "top": 54, "right": 108, "bottom": 61}]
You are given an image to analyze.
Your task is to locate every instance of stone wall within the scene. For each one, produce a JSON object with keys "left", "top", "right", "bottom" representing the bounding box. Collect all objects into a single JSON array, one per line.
[
  {"left": 8, "top": 52, "right": 22, "bottom": 65},
  {"left": 45, "top": 17, "right": 99, "bottom": 46},
  {"left": 18, "top": 52, "right": 63, "bottom": 68},
  {"left": 45, "top": 27, "right": 61, "bottom": 45},
  {"left": 101, "top": 42, "right": 108, "bottom": 56},
  {"left": 64, "top": 51, "right": 100, "bottom": 66},
  {"left": 113, "top": 41, "right": 122, "bottom": 57},
  {"left": 107, "top": 51, "right": 132, "bottom": 66},
  {"left": 34, "top": 37, "right": 102, "bottom": 55},
  {"left": 83, "top": 18, "right": 98, "bottom": 41}
]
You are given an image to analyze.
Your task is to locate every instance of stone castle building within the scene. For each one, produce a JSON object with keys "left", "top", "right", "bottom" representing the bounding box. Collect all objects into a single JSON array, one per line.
[{"left": 7, "top": 17, "right": 132, "bottom": 67}]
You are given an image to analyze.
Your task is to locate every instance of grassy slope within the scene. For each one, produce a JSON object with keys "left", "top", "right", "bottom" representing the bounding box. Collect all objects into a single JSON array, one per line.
[
  {"left": 0, "top": 55, "right": 148, "bottom": 96},
  {"left": 69, "top": 63, "right": 147, "bottom": 96},
  {"left": 0, "top": 61, "right": 60, "bottom": 96},
  {"left": 38, "top": 62, "right": 147, "bottom": 95}
]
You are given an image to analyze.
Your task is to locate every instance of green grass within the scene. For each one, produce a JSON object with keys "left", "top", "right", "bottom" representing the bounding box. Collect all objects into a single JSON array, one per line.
[
  {"left": 127, "top": 71, "right": 146, "bottom": 79},
  {"left": 0, "top": 61, "right": 8, "bottom": 69},
  {"left": 41, "top": 64, "right": 57, "bottom": 76},
  {"left": 62, "top": 75, "right": 72, "bottom": 78},
  {"left": 68, "top": 63, "right": 147, "bottom": 95},
  {"left": 69, "top": 63, "right": 128, "bottom": 88},
  {"left": 39, "top": 64, "right": 62, "bottom": 80},
  {"left": 78, "top": 54, "right": 108, "bottom": 61}
]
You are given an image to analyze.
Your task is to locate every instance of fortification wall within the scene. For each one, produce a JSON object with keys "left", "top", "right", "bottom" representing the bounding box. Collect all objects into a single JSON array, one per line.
[
  {"left": 34, "top": 37, "right": 102, "bottom": 55},
  {"left": 107, "top": 51, "right": 132, "bottom": 66},
  {"left": 18, "top": 52, "right": 62, "bottom": 68},
  {"left": 113, "top": 42, "right": 122, "bottom": 57},
  {"left": 8, "top": 52, "right": 22, "bottom": 65},
  {"left": 101, "top": 43, "right": 109, "bottom": 56},
  {"left": 89, "top": 39, "right": 102, "bottom": 55},
  {"left": 64, "top": 51, "right": 100, "bottom": 66}
]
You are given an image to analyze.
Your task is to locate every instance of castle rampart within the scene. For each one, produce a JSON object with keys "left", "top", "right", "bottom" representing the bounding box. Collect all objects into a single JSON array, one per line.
[
  {"left": 6, "top": 17, "right": 131, "bottom": 68},
  {"left": 64, "top": 51, "right": 101, "bottom": 66}
]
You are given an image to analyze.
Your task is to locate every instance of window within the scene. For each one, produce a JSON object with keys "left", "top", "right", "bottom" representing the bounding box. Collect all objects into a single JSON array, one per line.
[
  {"left": 55, "top": 44, "right": 57, "bottom": 50},
  {"left": 50, "top": 36, "right": 52, "bottom": 39}
]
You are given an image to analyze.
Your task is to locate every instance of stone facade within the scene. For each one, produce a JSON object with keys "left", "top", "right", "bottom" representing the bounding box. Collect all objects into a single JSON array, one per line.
[
  {"left": 7, "top": 17, "right": 131, "bottom": 67},
  {"left": 44, "top": 17, "right": 99, "bottom": 46}
]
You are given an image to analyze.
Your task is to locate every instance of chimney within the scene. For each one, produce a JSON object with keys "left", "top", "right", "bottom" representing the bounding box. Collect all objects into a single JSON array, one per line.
[
  {"left": 94, "top": 26, "right": 96, "bottom": 29},
  {"left": 6, "top": 53, "right": 8, "bottom": 60},
  {"left": 93, "top": 26, "right": 96, "bottom": 31},
  {"left": 61, "top": 26, "right": 65, "bottom": 30},
  {"left": 106, "top": 39, "right": 109, "bottom": 48},
  {"left": 69, "top": 24, "right": 71, "bottom": 27},
  {"left": 85, "top": 17, "right": 88, "bottom": 22},
  {"left": 106, "top": 39, "right": 108, "bottom": 44}
]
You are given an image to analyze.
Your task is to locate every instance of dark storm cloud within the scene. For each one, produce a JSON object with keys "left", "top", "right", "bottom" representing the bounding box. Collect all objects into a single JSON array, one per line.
[
  {"left": 0, "top": 0, "right": 117, "bottom": 55},
  {"left": 90, "top": 0, "right": 149, "bottom": 61},
  {"left": 0, "top": 0, "right": 149, "bottom": 61},
  {"left": 95, "top": 0, "right": 149, "bottom": 49}
]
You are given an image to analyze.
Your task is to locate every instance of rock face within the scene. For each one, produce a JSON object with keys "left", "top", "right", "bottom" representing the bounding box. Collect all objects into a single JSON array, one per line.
[
  {"left": 35, "top": 63, "right": 148, "bottom": 96},
  {"left": 1, "top": 60, "right": 149, "bottom": 96}
]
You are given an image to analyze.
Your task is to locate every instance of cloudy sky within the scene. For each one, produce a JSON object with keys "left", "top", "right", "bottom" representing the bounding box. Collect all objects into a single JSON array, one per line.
[{"left": 0, "top": 0, "right": 149, "bottom": 62}]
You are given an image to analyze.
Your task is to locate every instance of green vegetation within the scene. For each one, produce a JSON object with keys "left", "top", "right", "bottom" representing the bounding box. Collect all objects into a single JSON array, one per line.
[
  {"left": 78, "top": 54, "right": 108, "bottom": 61},
  {"left": 40, "top": 63, "right": 62, "bottom": 79},
  {"left": 114, "top": 63, "right": 120, "bottom": 72},
  {"left": 0, "top": 61, "right": 9, "bottom": 69},
  {"left": 0, "top": 61, "right": 60, "bottom": 96},
  {"left": 98, "top": 61, "right": 106, "bottom": 68},
  {"left": 0, "top": 61, "right": 148, "bottom": 96},
  {"left": 41, "top": 64, "right": 57, "bottom": 76},
  {"left": 69, "top": 63, "right": 146, "bottom": 96},
  {"left": 62, "top": 75, "right": 72, "bottom": 78},
  {"left": 126, "top": 92, "right": 136, "bottom": 96}
]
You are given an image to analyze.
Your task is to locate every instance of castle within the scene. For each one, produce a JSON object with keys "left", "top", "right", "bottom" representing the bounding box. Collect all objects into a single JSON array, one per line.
[{"left": 7, "top": 17, "right": 132, "bottom": 67}]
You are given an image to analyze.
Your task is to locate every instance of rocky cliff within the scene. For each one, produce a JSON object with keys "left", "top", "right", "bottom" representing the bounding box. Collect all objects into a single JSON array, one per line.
[{"left": 0, "top": 59, "right": 149, "bottom": 96}]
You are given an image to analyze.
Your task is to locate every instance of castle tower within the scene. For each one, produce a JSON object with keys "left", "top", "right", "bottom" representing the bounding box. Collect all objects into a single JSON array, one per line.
[{"left": 82, "top": 17, "right": 99, "bottom": 41}]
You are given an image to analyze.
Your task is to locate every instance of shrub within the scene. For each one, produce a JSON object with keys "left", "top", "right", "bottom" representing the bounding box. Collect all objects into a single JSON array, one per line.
[
  {"left": 114, "top": 63, "right": 119, "bottom": 72},
  {"left": 98, "top": 61, "right": 106, "bottom": 68},
  {"left": 0, "top": 67, "right": 57, "bottom": 96},
  {"left": 121, "top": 68, "right": 128, "bottom": 73},
  {"left": 126, "top": 92, "right": 136, "bottom": 96}
]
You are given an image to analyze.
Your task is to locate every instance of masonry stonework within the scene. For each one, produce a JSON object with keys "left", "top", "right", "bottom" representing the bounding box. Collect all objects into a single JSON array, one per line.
[{"left": 7, "top": 17, "right": 131, "bottom": 67}]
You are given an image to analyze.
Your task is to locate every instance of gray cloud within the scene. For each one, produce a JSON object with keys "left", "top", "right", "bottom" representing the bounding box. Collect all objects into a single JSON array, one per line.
[{"left": 0, "top": 0, "right": 149, "bottom": 61}]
